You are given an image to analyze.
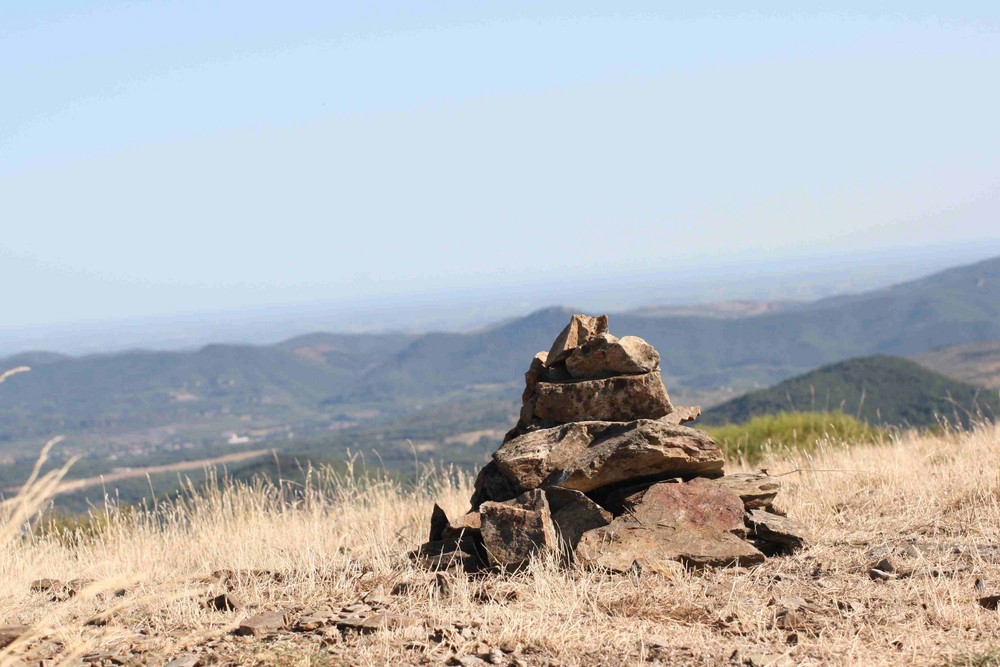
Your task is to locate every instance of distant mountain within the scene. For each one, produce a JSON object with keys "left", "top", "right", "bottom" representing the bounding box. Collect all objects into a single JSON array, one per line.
[
  {"left": 700, "top": 356, "right": 1000, "bottom": 428},
  {"left": 913, "top": 340, "right": 1000, "bottom": 389},
  {"left": 1, "top": 256, "right": 998, "bottom": 456},
  {"left": 343, "top": 255, "right": 1000, "bottom": 402}
]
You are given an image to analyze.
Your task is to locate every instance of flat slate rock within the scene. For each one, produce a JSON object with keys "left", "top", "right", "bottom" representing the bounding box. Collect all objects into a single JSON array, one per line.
[
  {"left": 746, "top": 509, "right": 812, "bottom": 552},
  {"left": 709, "top": 473, "right": 782, "bottom": 509},
  {"left": 530, "top": 371, "right": 674, "bottom": 425},
  {"left": 234, "top": 610, "right": 288, "bottom": 636},
  {"left": 493, "top": 419, "right": 724, "bottom": 494},
  {"left": 576, "top": 479, "right": 765, "bottom": 570}
]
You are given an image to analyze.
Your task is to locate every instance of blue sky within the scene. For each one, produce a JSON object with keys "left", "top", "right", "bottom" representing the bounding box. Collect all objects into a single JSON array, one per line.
[{"left": 2, "top": 2, "right": 999, "bottom": 328}]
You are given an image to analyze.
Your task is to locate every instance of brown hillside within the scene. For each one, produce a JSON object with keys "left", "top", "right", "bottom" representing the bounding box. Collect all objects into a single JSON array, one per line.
[{"left": 914, "top": 340, "right": 1000, "bottom": 389}]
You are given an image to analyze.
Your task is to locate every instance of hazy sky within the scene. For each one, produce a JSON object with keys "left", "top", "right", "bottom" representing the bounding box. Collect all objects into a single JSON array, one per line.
[{"left": 3, "top": 2, "right": 999, "bottom": 328}]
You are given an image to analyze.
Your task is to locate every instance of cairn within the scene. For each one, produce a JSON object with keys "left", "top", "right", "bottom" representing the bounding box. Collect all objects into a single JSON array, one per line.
[{"left": 413, "top": 314, "right": 810, "bottom": 572}]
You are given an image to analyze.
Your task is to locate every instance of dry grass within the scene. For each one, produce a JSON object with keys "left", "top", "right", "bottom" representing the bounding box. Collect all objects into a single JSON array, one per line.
[{"left": 3, "top": 426, "right": 1000, "bottom": 665}]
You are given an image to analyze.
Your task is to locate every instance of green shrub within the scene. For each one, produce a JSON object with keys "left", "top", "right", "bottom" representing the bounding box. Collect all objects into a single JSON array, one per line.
[{"left": 705, "top": 411, "right": 885, "bottom": 463}]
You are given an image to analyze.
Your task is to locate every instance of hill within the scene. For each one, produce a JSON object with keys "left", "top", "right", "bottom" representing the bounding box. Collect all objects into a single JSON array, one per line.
[
  {"left": 700, "top": 355, "right": 1000, "bottom": 427},
  {"left": 913, "top": 340, "right": 1000, "bottom": 389},
  {"left": 5, "top": 425, "right": 1000, "bottom": 664},
  {"left": 342, "top": 255, "right": 1000, "bottom": 404},
  {"left": 1, "top": 255, "right": 998, "bottom": 466}
]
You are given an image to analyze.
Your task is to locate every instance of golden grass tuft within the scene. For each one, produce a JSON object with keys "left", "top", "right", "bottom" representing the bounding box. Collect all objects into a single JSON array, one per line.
[{"left": 1, "top": 426, "right": 1000, "bottom": 664}]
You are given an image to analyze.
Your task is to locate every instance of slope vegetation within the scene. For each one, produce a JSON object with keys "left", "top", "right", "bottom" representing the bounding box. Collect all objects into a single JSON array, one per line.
[
  {"left": 700, "top": 355, "right": 1000, "bottom": 427},
  {"left": 913, "top": 340, "right": 1000, "bottom": 389}
]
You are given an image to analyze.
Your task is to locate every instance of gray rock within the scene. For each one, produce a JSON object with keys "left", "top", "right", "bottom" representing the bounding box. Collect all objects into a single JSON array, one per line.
[
  {"left": 479, "top": 490, "right": 557, "bottom": 569},
  {"left": 565, "top": 334, "right": 660, "bottom": 379},
  {"left": 493, "top": 419, "right": 724, "bottom": 494},
  {"left": 576, "top": 479, "right": 765, "bottom": 570}
]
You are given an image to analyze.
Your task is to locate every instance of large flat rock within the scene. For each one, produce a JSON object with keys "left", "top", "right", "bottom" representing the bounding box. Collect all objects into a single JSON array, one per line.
[
  {"left": 576, "top": 479, "right": 764, "bottom": 570},
  {"left": 530, "top": 370, "right": 674, "bottom": 424},
  {"left": 494, "top": 419, "right": 724, "bottom": 494}
]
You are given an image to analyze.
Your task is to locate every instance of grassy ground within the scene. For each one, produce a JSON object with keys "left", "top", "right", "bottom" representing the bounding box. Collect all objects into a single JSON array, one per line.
[{"left": 3, "top": 425, "right": 1000, "bottom": 666}]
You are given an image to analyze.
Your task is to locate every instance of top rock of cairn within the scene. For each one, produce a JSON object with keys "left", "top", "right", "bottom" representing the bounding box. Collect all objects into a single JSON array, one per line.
[{"left": 412, "top": 314, "right": 810, "bottom": 573}]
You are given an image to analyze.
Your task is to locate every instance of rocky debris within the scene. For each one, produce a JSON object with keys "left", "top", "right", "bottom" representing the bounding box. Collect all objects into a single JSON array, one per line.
[
  {"left": 163, "top": 657, "right": 200, "bottom": 667},
  {"left": 413, "top": 314, "right": 809, "bottom": 573},
  {"left": 234, "top": 610, "right": 289, "bottom": 637},
  {"left": 30, "top": 578, "right": 70, "bottom": 601},
  {"left": 0, "top": 625, "right": 29, "bottom": 649},
  {"left": 204, "top": 593, "right": 243, "bottom": 612},
  {"left": 979, "top": 595, "right": 1000, "bottom": 610}
]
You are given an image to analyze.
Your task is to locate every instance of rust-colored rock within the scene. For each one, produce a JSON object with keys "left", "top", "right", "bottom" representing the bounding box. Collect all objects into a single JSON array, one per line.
[{"left": 576, "top": 479, "right": 765, "bottom": 570}]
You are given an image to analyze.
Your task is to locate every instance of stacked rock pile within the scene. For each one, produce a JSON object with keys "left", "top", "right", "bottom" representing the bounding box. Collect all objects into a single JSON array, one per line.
[{"left": 413, "top": 314, "right": 810, "bottom": 573}]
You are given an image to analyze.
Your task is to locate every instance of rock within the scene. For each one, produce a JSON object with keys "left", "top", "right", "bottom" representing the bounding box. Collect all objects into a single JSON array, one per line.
[
  {"left": 746, "top": 509, "right": 812, "bottom": 553},
  {"left": 294, "top": 609, "right": 336, "bottom": 632},
  {"left": 409, "top": 536, "right": 484, "bottom": 572},
  {"left": 449, "top": 656, "right": 489, "bottom": 667},
  {"left": 163, "top": 657, "right": 200, "bottom": 667},
  {"left": 469, "top": 460, "right": 522, "bottom": 509},
  {"left": 709, "top": 473, "right": 782, "bottom": 509},
  {"left": 234, "top": 610, "right": 288, "bottom": 637},
  {"left": 979, "top": 595, "right": 1000, "bottom": 610},
  {"left": 338, "top": 613, "right": 422, "bottom": 633},
  {"left": 546, "top": 488, "right": 613, "bottom": 552},
  {"left": 0, "top": 625, "right": 29, "bottom": 649},
  {"left": 442, "top": 512, "right": 481, "bottom": 540},
  {"left": 660, "top": 405, "right": 701, "bottom": 425},
  {"left": 531, "top": 371, "right": 674, "bottom": 425},
  {"left": 576, "top": 479, "right": 765, "bottom": 570},
  {"left": 565, "top": 334, "right": 659, "bottom": 379},
  {"left": 430, "top": 503, "right": 450, "bottom": 542},
  {"left": 494, "top": 420, "right": 723, "bottom": 494},
  {"left": 545, "top": 314, "right": 609, "bottom": 366},
  {"left": 479, "top": 490, "right": 557, "bottom": 569},
  {"left": 66, "top": 578, "right": 95, "bottom": 596},
  {"left": 205, "top": 593, "right": 243, "bottom": 612},
  {"left": 30, "top": 578, "right": 70, "bottom": 601}
]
